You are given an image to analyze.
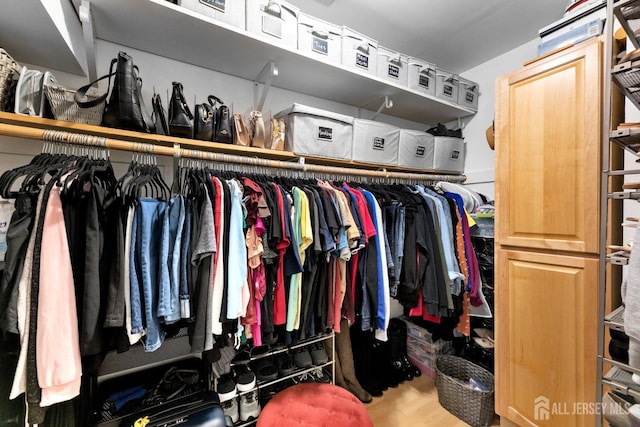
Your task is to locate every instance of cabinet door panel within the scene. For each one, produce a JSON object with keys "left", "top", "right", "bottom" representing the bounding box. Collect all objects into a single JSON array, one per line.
[
  {"left": 496, "top": 249, "right": 597, "bottom": 427},
  {"left": 495, "top": 39, "right": 601, "bottom": 254}
]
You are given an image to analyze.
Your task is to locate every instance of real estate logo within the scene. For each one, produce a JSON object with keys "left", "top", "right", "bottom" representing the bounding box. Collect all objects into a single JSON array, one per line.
[{"left": 534, "top": 395, "right": 550, "bottom": 421}]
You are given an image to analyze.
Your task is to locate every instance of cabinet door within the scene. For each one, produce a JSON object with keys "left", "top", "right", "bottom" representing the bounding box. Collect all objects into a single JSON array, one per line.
[
  {"left": 496, "top": 249, "right": 598, "bottom": 427},
  {"left": 495, "top": 38, "right": 601, "bottom": 254}
]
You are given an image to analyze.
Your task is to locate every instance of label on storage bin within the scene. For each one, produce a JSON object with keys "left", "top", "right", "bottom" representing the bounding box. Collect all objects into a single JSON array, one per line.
[
  {"left": 388, "top": 64, "right": 400, "bottom": 79},
  {"left": 415, "top": 145, "right": 426, "bottom": 157},
  {"left": 262, "top": 15, "right": 282, "bottom": 38},
  {"left": 372, "top": 137, "right": 385, "bottom": 150},
  {"left": 313, "top": 37, "right": 329, "bottom": 55},
  {"left": 200, "top": 0, "right": 225, "bottom": 12},
  {"left": 451, "top": 149, "right": 460, "bottom": 160},
  {"left": 419, "top": 75, "right": 430, "bottom": 88},
  {"left": 356, "top": 53, "right": 369, "bottom": 69},
  {"left": 443, "top": 85, "right": 453, "bottom": 97},
  {"left": 318, "top": 126, "right": 333, "bottom": 141},
  {"left": 465, "top": 91, "right": 475, "bottom": 103}
]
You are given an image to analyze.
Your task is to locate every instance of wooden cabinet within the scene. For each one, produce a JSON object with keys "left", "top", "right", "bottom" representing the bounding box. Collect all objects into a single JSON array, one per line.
[
  {"left": 496, "top": 249, "right": 598, "bottom": 427},
  {"left": 495, "top": 37, "right": 605, "bottom": 427},
  {"left": 495, "top": 38, "right": 602, "bottom": 255}
]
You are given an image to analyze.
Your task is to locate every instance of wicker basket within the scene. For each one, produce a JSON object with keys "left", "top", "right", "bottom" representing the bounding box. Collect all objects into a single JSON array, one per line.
[
  {"left": 435, "top": 355, "right": 495, "bottom": 427},
  {"left": 44, "top": 84, "right": 104, "bottom": 126},
  {"left": 0, "top": 48, "right": 21, "bottom": 112}
]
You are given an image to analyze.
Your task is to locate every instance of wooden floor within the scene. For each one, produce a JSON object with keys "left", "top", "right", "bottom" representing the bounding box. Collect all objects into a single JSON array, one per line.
[{"left": 365, "top": 373, "right": 500, "bottom": 426}]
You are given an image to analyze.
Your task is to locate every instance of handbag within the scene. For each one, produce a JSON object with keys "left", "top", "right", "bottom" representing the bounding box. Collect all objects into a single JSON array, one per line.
[
  {"left": 151, "top": 92, "right": 169, "bottom": 136},
  {"left": 14, "top": 67, "right": 56, "bottom": 117},
  {"left": 214, "top": 99, "right": 233, "bottom": 144},
  {"left": 193, "top": 98, "right": 215, "bottom": 141},
  {"left": 168, "top": 82, "right": 193, "bottom": 138},
  {"left": 75, "top": 51, "right": 155, "bottom": 133}
]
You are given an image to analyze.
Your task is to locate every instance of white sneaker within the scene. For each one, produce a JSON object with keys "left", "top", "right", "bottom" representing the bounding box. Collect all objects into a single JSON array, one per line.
[
  {"left": 240, "top": 389, "right": 261, "bottom": 422},
  {"left": 222, "top": 397, "right": 239, "bottom": 424}
]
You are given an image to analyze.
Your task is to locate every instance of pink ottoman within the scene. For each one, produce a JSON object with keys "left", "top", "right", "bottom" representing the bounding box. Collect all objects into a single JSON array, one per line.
[{"left": 256, "top": 383, "right": 373, "bottom": 427}]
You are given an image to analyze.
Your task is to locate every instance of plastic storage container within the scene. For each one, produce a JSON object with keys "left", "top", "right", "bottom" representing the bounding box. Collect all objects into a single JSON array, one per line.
[
  {"left": 432, "top": 136, "right": 465, "bottom": 173},
  {"left": 246, "top": 0, "right": 299, "bottom": 49},
  {"left": 341, "top": 27, "right": 378, "bottom": 77},
  {"left": 179, "top": 0, "right": 246, "bottom": 29},
  {"left": 397, "top": 129, "right": 434, "bottom": 171},
  {"left": 351, "top": 119, "right": 399, "bottom": 165},
  {"left": 377, "top": 46, "right": 409, "bottom": 86},
  {"left": 408, "top": 57, "right": 436, "bottom": 97},
  {"left": 297, "top": 13, "right": 342, "bottom": 64},
  {"left": 275, "top": 103, "right": 353, "bottom": 160},
  {"left": 458, "top": 77, "right": 479, "bottom": 111},
  {"left": 435, "top": 68, "right": 459, "bottom": 104}
]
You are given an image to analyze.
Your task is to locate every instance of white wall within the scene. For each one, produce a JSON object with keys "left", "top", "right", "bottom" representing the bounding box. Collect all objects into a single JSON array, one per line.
[{"left": 456, "top": 38, "right": 541, "bottom": 201}]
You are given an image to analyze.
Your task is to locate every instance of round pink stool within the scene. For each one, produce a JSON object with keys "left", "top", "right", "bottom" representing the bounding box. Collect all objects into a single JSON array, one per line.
[{"left": 256, "top": 383, "right": 373, "bottom": 427}]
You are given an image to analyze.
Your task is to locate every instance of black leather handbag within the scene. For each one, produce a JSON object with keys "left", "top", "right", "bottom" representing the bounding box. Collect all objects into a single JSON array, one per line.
[
  {"left": 193, "top": 98, "right": 215, "bottom": 141},
  {"left": 151, "top": 92, "right": 169, "bottom": 136},
  {"left": 168, "top": 82, "right": 193, "bottom": 138},
  {"left": 214, "top": 101, "right": 233, "bottom": 144},
  {"left": 75, "top": 51, "right": 155, "bottom": 133}
]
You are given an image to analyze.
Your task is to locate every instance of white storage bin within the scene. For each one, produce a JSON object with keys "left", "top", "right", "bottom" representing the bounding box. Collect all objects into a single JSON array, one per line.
[
  {"left": 457, "top": 77, "right": 479, "bottom": 111},
  {"left": 275, "top": 103, "right": 353, "bottom": 160},
  {"left": 179, "top": 0, "right": 245, "bottom": 29},
  {"left": 408, "top": 57, "right": 436, "bottom": 97},
  {"left": 352, "top": 119, "right": 399, "bottom": 166},
  {"left": 432, "top": 136, "right": 465, "bottom": 173},
  {"left": 435, "top": 68, "right": 459, "bottom": 103},
  {"left": 397, "top": 129, "right": 434, "bottom": 171},
  {"left": 341, "top": 27, "right": 378, "bottom": 77},
  {"left": 246, "top": 0, "right": 299, "bottom": 49},
  {"left": 377, "top": 46, "right": 409, "bottom": 86},
  {"left": 297, "top": 13, "right": 342, "bottom": 64}
]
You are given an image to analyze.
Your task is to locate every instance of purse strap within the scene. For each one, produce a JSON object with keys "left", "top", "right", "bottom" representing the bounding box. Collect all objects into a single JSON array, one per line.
[
  {"left": 74, "top": 58, "right": 118, "bottom": 108},
  {"left": 173, "top": 82, "right": 193, "bottom": 120},
  {"left": 207, "top": 95, "right": 224, "bottom": 108}
]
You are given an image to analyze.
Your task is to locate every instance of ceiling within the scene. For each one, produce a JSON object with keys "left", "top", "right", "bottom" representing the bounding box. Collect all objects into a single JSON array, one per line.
[{"left": 286, "top": 0, "right": 569, "bottom": 73}]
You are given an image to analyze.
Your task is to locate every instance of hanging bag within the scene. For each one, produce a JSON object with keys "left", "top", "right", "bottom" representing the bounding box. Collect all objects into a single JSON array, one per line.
[
  {"left": 152, "top": 92, "right": 169, "bottom": 136},
  {"left": 213, "top": 97, "right": 233, "bottom": 144},
  {"left": 75, "top": 51, "right": 156, "bottom": 133},
  {"left": 168, "top": 82, "right": 193, "bottom": 138},
  {"left": 193, "top": 97, "right": 216, "bottom": 141}
]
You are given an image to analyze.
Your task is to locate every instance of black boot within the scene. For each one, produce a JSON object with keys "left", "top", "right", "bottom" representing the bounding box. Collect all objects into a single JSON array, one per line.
[
  {"left": 390, "top": 318, "right": 421, "bottom": 378},
  {"left": 351, "top": 325, "right": 384, "bottom": 397},
  {"left": 388, "top": 320, "right": 414, "bottom": 382}
]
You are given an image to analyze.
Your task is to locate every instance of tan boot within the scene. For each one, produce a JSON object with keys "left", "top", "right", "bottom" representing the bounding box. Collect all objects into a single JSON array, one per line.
[{"left": 336, "top": 319, "right": 373, "bottom": 403}]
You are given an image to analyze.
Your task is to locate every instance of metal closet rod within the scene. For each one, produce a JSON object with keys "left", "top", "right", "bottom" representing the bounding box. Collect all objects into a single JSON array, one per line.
[{"left": 0, "top": 123, "right": 466, "bottom": 183}]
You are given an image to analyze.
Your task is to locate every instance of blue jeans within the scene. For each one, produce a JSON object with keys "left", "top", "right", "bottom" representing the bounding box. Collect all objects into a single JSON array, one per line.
[{"left": 157, "top": 195, "right": 184, "bottom": 324}]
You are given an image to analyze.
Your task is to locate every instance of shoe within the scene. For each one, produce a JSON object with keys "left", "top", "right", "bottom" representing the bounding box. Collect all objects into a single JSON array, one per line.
[
  {"left": 217, "top": 374, "right": 237, "bottom": 402},
  {"left": 292, "top": 372, "right": 315, "bottom": 384},
  {"left": 249, "top": 111, "right": 265, "bottom": 148},
  {"left": 310, "top": 342, "right": 329, "bottom": 366},
  {"left": 293, "top": 348, "right": 313, "bottom": 369},
  {"left": 239, "top": 389, "right": 261, "bottom": 422},
  {"left": 233, "top": 365, "right": 256, "bottom": 393},
  {"left": 603, "top": 392, "right": 633, "bottom": 427},
  {"left": 253, "top": 358, "right": 278, "bottom": 383},
  {"left": 311, "top": 368, "right": 332, "bottom": 383},
  {"left": 276, "top": 353, "right": 296, "bottom": 377}
]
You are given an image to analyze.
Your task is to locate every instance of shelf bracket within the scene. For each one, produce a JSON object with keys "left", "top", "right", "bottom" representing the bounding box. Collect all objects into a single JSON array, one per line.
[
  {"left": 253, "top": 60, "right": 278, "bottom": 112},
  {"left": 370, "top": 96, "right": 393, "bottom": 121},
  {"left": 79, "top": 0, "right": 97, "bottom": 82}
]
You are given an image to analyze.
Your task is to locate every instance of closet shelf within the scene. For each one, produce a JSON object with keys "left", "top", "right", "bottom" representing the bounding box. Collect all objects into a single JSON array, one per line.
[
  {"left": 604, "top": 305, "right": 626, "bottom": 331},
  {"left": 231, "top": 333, "right": 333, "bottom": 367},
  {"left": 257, "top": 362, "right": 333, "bottom": 390},
  {"left": 606, "top": 251, "right": 630, "bottom": 265},
  {"left": 603, "top": 366, "right": 640, "bottom": 400},
  {"left": 608, "top": 190, "right": 640, "bottom": 199},
  {"left": 610, "top": 128, "right": 640, "bottom": 156},
  {"left": 85, "top": 0, "right": 475, "bottom": 124},
  {"left": 612, "top": 59, "right": 640, "bottom": 113},
  {"left": 0, "top": 113, "right": 466, "bottom": 181}
]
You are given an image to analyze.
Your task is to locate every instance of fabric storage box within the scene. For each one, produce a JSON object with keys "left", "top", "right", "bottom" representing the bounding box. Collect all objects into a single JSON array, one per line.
[
  {"left": 179, "top": 0, "right": 245, "bottom": 29},
  {"left": 377, "top": 46, "right": 409, "bottom": 86},
  {"left": 408, "top": 335, "right": 450, "bottom": 357},
  {"left": 246, "top": 0, "right": 299, "bottom": 49},
  {"left": 341, "top": 27, "right": 378, "bottom": 77},
  {"left": 435, "top": 68, "right": 459, "bottom": 103},
  {"left": 433, "top": 136, "right": 465, "bottom": 173},
  {"left": 351, "top": 119, "right": 399, "bottom": 165},
  {"left": 397, "top": 129, "right": 434, "bottom": 171},
  {"left": 458, "top": 77, "right": 479, "bottom": 111},
  {"left": 275, "top": 103, "right": 353, "bottom": 160},
  {"left": 297, "top": 13, "right": 342, "bottom": 64},
  {"left": 408, "top": 57, "right": 436, "bottom": 97}
]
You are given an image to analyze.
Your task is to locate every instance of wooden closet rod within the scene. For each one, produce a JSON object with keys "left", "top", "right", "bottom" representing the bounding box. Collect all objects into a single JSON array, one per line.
[{"left": 0, "top": 123, "right": 466, "bottom": 183}]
